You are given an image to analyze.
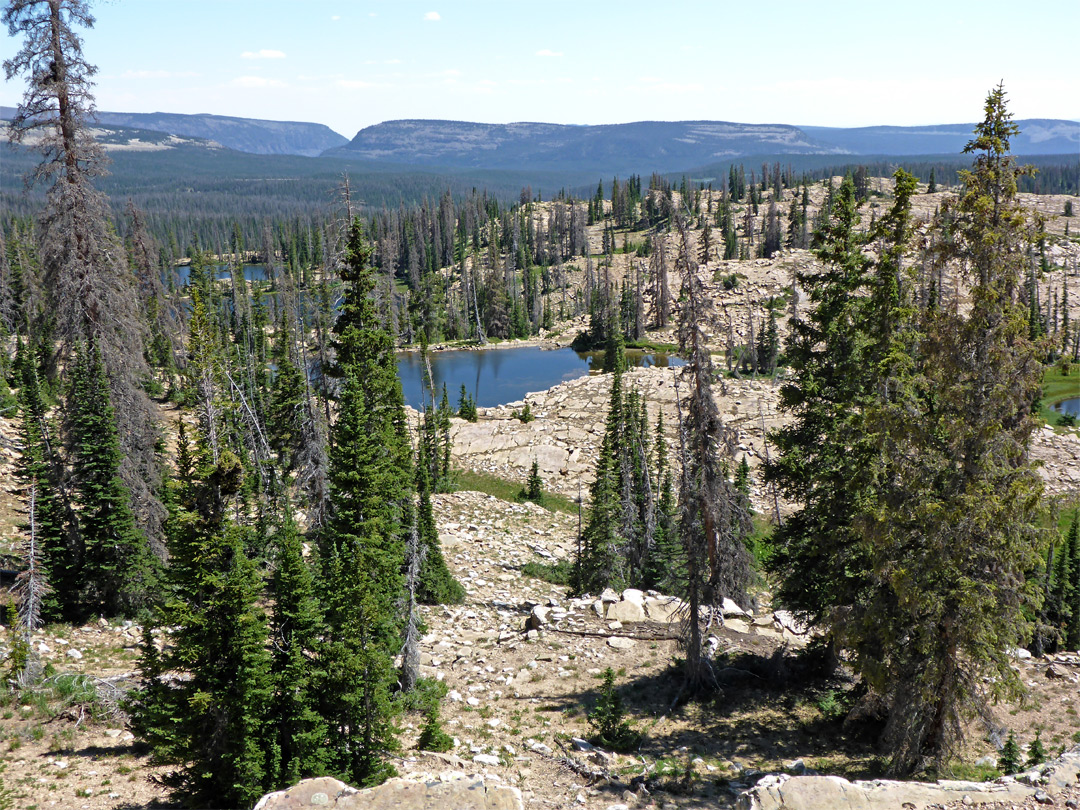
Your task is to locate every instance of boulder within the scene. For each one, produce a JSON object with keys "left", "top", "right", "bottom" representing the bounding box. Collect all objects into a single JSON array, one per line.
[
  {"left": 607, "top": 636, "right": 637, "bottom": 650},
  {"left": 620, "top": 588, "right": 645, "bottom": 605},
  {"left": 255, "top": 776, "right": 523, "bottom": 810},
  {"left": 737, "top": 747, "right": 1080, "bottom": 810},
  {"left": 644, "top": 596, "right": 685, "bottom": 623},
  {"left": 721, "top": 597, "right": 750, "bottom": 618},
  {"left": 606, "top": 599, "right": 646, "bottom": 623},
  {"left": 525, "top": 605, "right": 550, "bottom": 630}
]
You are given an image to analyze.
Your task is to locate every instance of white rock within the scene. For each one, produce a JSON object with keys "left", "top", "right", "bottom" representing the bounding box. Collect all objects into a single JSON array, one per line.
[
  {"left": 66, "top": 648, "right": 83, "bottom": 660},
  {"left": 606, "top": 600, "right": 646, "bottom": 623},
  {"left": 721, "top": 597, "right": 749, "bottom": 618},
  {"left": 607, "top": 636, "right": 636, "bottom": 650},
  {"left": 472, "top": 754, "right": 500, "bottom": 766},
  {"left": 724, "top": 618, "right": 750, "bottom": 634},
  {"left": 621, "top": 588, "right": 645, "bottom": 605}
]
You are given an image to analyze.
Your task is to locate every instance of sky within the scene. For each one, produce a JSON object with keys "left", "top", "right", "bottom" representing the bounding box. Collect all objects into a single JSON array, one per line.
[{"left": 2, "top": 0, "right": 1078, "bottom": 139}]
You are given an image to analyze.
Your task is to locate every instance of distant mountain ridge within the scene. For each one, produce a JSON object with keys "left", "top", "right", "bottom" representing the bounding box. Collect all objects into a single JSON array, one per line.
[
  {"left": 0, "top": 107, "right": 348, "bottom": 157},
  {"left": 2, "top": 105, "right": 1074, "bottom": 178},
  {"left": 329, "top": 119, "right": 841, "bottom": 175},
  {"left": 802, "top": 119, "right": 1079, "bottom": 156},
  {"left": 331, "top": 117, "right": 1078, "bottom": 177}
]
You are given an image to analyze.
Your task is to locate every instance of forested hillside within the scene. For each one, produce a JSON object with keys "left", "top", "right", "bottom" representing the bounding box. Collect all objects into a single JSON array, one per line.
[{"left": 1, "top": 2, "right": 1079, "bottom": 809}]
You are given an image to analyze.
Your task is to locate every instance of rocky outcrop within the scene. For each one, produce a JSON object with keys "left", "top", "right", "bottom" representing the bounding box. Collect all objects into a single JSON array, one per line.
[
  {"left": 253, "top": 776, "right": 523, "bottom": 810},
  {"left": 736, "top": 747, "right": 1080, "bottom": 810}
]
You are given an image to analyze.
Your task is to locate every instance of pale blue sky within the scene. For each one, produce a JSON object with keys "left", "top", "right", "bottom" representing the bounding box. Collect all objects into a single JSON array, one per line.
[{"left": 3, "top": 0, "right": 1077, "bottom": 138}]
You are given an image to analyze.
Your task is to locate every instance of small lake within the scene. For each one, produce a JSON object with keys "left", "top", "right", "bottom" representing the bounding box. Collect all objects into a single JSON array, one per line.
[
  {"left": 170, "top": 263, "right": 268, "bottom": 286},
  {"left": 1053, "top": 397, "right": 1080, "bottom": 417},
  {"left": 397, "top": 346, "right": 684, "bottom": 409}
]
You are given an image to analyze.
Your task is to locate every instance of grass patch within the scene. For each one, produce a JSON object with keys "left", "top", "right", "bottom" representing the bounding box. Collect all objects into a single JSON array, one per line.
[
  {"left": 624, "top": 339, "right": 680, "bottom": 354},
  {"left": 453, "top": 468, "right": 579, "bottom": 516},
  {"left": 1039, "top": 366, "right": 1079, "bottom": 430},
  {"left": 521, "top": 559, "right": 573, "bottom": 586}
]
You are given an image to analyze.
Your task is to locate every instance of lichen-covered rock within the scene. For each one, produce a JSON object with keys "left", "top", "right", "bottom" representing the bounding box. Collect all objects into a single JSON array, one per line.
[
  {"left": 736, "top": 747, "right": 1080, "bottom": 810},
  {"left": 253, "top": 776, "right": 523, "bottom": 810}
]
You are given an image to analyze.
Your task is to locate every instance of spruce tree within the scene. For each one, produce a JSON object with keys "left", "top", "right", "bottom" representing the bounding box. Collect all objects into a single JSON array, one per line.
[
  {"left": 68, "top": 341, "right": 157, "bottom": 618},
  {"left": 267, "top": 309, "right": 306, "bottom": 473},
  {"left": 14, "top": 357, "right": 69, "bottom": 622},
  {"left": 524, "top": 459, "right": 544, "bottom": 503},
  {"left": 573, "top": 368, "right": 626, "bottom": 593},
  {"left": 269, "top": 510, "right": 328, "bottom": 785},
  {"left": 674, "top": 218, "right": 752, "bottom": 690},
  {"left": 1060, "top": 511, "right": 1080, "bottom": 650},
  {"left": 852, "top": 89, "right": 1047, "bottom": 774},
  {"left": 640, "top": 411, "right": 682, "bottom": 595},
  {"left": 998, "top": 731, "right": 1020, "bottom": 774},
  {"left": 131, "top": 461, "right": 276, "bottom": 808},
  {"left": 765, "top": 174, "right": 875, "bottom": 624},
  {"left": 317, "top": 217, "right": 410, "bottom": 785},
  {"left": 415, "top": 445, "right": 464, "bottom": 605}
]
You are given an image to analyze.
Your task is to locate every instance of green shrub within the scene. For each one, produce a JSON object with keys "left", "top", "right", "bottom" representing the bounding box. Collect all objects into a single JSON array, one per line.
[
  {"left": 512, "top": 400, "right": 534, "bottom": 423},
  {"left": 587, "top": 668, "right": 641, "bottom": 753},
  {"left": 521, "top": 559, "right": 572, "bottom": 586},
  {"left": 457, "top": 385, "right": 478, "bottom": 422},
  {"left": 522, "top": 460, "right": 543, "bottom": 503},
  {"left": 417, "top": 708, "right": 454, "bottom": 753},
  {"left": 1026, "top": 729, "right": 1047, "bottom": 768},
  {"left": 998, "top": 730, "right": 1021, "bottom": 774}
]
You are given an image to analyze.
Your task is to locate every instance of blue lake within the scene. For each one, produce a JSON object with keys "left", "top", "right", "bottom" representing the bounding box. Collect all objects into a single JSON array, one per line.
[
  {"left": 397, "top": 346, "right": 684, "bottom": 409},
  {"left": 1053, "top": 397, "right": 1080, "bottom": 417},
  {"left": 170, "top": 263, "right": 268, "bottom": 285}
]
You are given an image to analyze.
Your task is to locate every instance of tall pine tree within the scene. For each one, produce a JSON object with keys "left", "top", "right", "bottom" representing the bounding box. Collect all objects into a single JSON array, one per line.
[
  {"left": 317, "top": 217, "right": 411, "bottom": 785},
  {"left": 68, "top": 341, "right": 157, "bottom": 618}
]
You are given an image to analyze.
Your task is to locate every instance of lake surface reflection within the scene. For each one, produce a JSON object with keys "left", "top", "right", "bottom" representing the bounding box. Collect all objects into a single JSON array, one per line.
[
  {"left": 1053, "top": 397, "right": 1080, "bottom": 417},
  {"left": 397, "top": 346, "right": 683, "bottom": 408}
]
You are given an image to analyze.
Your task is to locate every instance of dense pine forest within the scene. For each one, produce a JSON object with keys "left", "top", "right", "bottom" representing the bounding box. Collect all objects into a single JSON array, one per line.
[{"left": 1, "top": 2, "right": 1079, "bottom": 809}]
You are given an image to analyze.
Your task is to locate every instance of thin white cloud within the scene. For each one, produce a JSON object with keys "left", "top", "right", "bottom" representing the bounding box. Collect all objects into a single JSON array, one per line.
[
  {"left": 442, "top": 69, "right": 462, "bottom": 78},
  {"left": 120, "top": 69, "right": 201, "bottom": 79},
  {"left": 535, "top": 49, "right": 563, "bottom": 57},
  {"left": 337, "top": 79, "right": 376, "bottom": 89},
  {"left": 424, "top": 11, "right": 441, "bottom": 21},
  {"left": 384, "top": 59, "right": 402, "bottom": 65},
  {"left": 331, "top": 15, "right": 340, "bottom": 21},
  {"left": 231, "top": 76, "right": 287, "bottom": 88},
  {"left": 240, "top": 49, "right": 286, "bottom": 60}
]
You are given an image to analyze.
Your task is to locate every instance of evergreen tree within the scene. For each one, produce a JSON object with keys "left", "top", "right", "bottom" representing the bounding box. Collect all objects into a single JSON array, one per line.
[
  {"left": 415, "top": 445, "right": 464, "bottom": 605},
  {"left": 673, "top": 218, "right": 752, "bottom": 689},
  {"left": 524, "top": 459, "right": 544, "bottom": 503},
  {"left": 5, "top": 0, "right": 164, "bottom": 549},
  {"left": 1026, "top": 730, "right": 1047, "bottom": 768},
  {"left": 765, "top": 174, "right": 875, "bottom": 624},
  {"left": 318, "top": 217, "right": 410, "bottom": 785},
  {"left": 14, "top": 356, "right": 69, "bottom": 622},
  {"left": 131, "top": 461, "right": 275, "bottom": 808},
  {"left": 1059, "top": 511, "right": 1080, "bottom": 650},
  {"left": 1047, "top": 513, "right": 1076, "bottom": 648},
  {"left": 998, "top": 731, "right": 1020, "bottom": 774},
  {"left": 641, "top": 411, "right": 682, "bottom": 594},
  {"left": 269, "top": 510, "right": 328, "bottom": 785},
  {"left": 268, "top": 310, "right": 306, "bottom": 473},
  {"left": 574, "top": 418, "right": 623, "bottom": 594},
  {"left": 68, "top": 341, "right": 157, "bottom": 618},
  {"left": 852, "top": 89, "right": 1047, "bottom": 774}
]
